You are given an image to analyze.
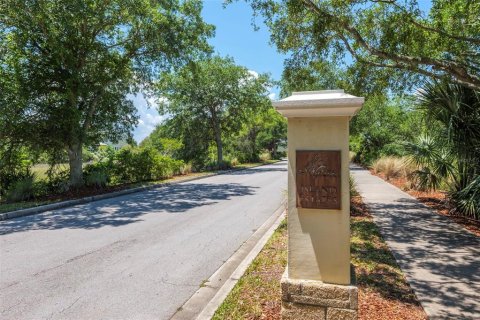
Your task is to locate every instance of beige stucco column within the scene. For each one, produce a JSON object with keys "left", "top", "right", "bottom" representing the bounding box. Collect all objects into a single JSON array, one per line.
[{"left": 273, "top": 90, "right": 364, "bottom": 320}]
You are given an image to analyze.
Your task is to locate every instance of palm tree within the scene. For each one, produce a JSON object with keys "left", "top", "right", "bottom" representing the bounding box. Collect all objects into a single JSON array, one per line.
[{"left": 406, "top": 81, "right": 480, "bottom": 219}]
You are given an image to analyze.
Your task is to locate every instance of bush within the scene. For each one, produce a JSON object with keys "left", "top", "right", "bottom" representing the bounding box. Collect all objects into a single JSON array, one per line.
[
  {"left": 179, "top": 162, "right": 193, "bottom": 175},
  {"left": 350, "top": 174, "right": 359, "bottom": 197},
  {"left": 230, "top": 157, "right": 239, "bottom": 167},
  {"left": 450, "top": 176, "right": 480, "bottom": 220},
  {"left": 85, "top": 169, "right": 109, "bottom": 188},
  {"left": 0, "top": 146, "right": 33, "bottom": 197},
  {"left": 111, "top": 147, "right": 184, "bottom": 183},
  {"left": 45, "top": 169, "right": 70, "bottom": 194},
  {"left": 5, "top": 173, "right": 36, "bottom": 202},
  {"left": 371, "top": 157, "right": 406, "bottom": 181},
  {"left": 259, "top": 150, "right": 271, "bottom": 163},
  {"left": 205, "top": 159, "right": 232, "bottom": 171}
]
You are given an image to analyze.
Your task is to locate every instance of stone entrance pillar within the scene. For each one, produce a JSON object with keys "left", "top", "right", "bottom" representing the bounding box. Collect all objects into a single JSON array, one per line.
[{"left": 273, "top": 90, "right": 364, "bottom": 320}]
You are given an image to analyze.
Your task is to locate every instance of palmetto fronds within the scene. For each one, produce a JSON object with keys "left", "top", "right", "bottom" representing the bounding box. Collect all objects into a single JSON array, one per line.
[{"left": 408, "top": 81, "right": 480, "bottom": 218}]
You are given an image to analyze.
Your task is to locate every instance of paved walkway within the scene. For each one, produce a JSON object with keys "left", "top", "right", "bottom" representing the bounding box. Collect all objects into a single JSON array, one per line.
[{"left": 351, "top": 166, "right": 480, "bottom": 319}]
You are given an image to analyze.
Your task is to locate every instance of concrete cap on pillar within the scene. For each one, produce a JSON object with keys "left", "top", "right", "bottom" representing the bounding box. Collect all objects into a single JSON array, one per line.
[{"left": 272, "top": 89, "right": 364, "bottom": 118}]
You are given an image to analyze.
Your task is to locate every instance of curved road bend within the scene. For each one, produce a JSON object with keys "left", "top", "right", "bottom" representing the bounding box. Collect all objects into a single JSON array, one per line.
[{"left": 0, "top": 161, "right": 287, "bottom": 320}]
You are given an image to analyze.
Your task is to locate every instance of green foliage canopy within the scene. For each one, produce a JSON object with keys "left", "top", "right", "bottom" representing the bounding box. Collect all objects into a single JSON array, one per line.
[
  {"left": 156, "top": 56, "right": 273, "bottom": 166},
  {"left": 350, "top": 94, "right": 421, "bottom": 164},
  {"left": 0, "top": 0, "right": 214, "bottom": 187},
  {"left": 239, "top": 0, "right": 480, "bottom": 92}
]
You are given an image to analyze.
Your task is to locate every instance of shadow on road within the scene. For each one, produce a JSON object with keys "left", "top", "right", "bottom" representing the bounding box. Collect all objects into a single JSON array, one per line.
[
  {"left": 228, "top": 162, "right": 287, "bottom": 176},
  {"left": 0, "top": 182, "right": 257, "bottom": 235}
]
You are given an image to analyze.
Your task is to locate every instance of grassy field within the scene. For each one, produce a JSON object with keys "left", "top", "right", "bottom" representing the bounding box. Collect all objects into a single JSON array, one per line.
[
  {"left": 213, "top": 197, "right": 426, "bottom": 320},
  {"left": 31, "top": 163, "right": 70, "bottom": 180}
]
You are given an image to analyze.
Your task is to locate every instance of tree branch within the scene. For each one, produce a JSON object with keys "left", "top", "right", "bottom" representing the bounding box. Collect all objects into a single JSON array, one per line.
[
  {"left": 371, "top": 0, "right": 480, "bottom": 45},
  {"left": 301, "top": 0, "right": 480, "bottom": 90}
]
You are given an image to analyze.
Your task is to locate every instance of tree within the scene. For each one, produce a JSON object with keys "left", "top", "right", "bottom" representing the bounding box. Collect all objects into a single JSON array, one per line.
[
  {"left": 226, "top": 107, "right": 286, "bottom": 162},
  {"left": 156, "top": 56, "right": 272, "bottom": 166},
  {"left": 238, "top": 0, "right": 480, "bottom": 91},
  {"left": 140, "top": 130, "right": 183, "bottom": 159},
  {"left": 405, "top": 81, "right": 480, "bottom": 218},
  {"left": 0, "top": 0, "right": 213, "bottom": 187},
  {"left": 255, "top": 108, "right": 287, "bottom": 158},
  {"left": 350, "top": 94, "right": 421, "bottom": 164}
]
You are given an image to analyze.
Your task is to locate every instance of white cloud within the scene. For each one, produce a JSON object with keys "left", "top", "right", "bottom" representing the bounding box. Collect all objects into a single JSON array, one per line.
[
  {"left": 129, "top": 93, "right": 165, "bottom": 143},
  {"left": 248, "top": 70, "right": 259, "bottom": 78},
  {"left": 268, "top": 92, "right": 276, "bottom": 100}
]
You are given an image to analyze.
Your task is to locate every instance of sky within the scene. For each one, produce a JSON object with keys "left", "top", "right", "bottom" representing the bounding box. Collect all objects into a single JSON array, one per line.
[
  {"left": 131, "top": 0, "right": 433, "bottom": 142},
  {"left": 131, "top": 0, "right": 286, "bottom": 143}
]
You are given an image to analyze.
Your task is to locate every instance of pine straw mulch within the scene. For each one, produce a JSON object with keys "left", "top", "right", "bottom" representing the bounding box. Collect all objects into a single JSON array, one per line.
[
  {"left": 213, "top": 198, "right": 427, "bottom": 320},
  {"left": 372, "top": 171, "right": 480, "bottom": 237},
  {"left": 351, "top": 196, "right": 427, "bottom": 320}
]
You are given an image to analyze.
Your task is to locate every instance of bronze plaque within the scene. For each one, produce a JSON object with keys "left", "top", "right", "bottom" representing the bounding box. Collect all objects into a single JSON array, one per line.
[{"left": 296, "top": 150, "right": 341, "bottom": 209}]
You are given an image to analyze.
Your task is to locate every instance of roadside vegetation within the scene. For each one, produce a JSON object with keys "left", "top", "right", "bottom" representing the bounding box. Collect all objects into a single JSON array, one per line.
[
  {"left": 0, "top": 142, "right": 280, "bottom": 213},
  {"left": 356, "top": 83, "right": 480, "bottom": 222},
  {"left": 213, "top": 219, "right": 287, "bottom": 320},
  {"left": 242, "top": 0, "right": 479, "bottom": 220},
  {"left": 0, "top": 1, "right": 286, "bottom": 210},
  {"left": 213, "top": 179, "right": 426, "bottom": 319}
]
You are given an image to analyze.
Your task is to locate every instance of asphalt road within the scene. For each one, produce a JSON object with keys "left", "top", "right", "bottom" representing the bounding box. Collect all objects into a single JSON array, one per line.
[{"left": 0, "top": 161, "right": 287, "bottom": 320}]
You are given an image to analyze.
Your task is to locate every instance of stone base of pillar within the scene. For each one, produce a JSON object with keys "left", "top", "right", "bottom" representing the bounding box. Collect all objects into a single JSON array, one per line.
[{"left": 281, "top": 271, "right": 358, "bottom": 320}]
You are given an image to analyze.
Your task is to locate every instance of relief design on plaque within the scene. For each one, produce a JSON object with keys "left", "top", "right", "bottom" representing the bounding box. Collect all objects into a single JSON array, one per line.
[{"left": 296, "top": 150, "right": 341, "bottom": 209}]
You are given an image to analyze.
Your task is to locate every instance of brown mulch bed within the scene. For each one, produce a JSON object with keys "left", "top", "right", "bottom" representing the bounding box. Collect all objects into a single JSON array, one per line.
[
  {"left": 351, "top": 196, "right": 427, "bottom": 320},
  {"left": 214, "top": 198, "right": 427, "bottom": 320},
  {"left": 371, "top": 170, "right": 480, "bottom": 237}
]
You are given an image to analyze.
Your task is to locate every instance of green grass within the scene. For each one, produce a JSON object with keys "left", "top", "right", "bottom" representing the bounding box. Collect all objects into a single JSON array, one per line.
[
  {"left": 213, "top": 196, "right": 425, "bottom": 320},
  {"left": 31, "top": 163, "right": 69, "bottom": 180},
  {"left": 351, "top": 214, "right": 420, "bottom": 305},
  {"left": 213, "top": 219, "right": 287, "bottom": 320},
  {"left": 0, "top": 200, "right": 55, "bottom": 214}
]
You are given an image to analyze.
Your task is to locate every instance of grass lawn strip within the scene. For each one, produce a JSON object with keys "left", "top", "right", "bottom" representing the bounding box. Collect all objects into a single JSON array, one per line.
[
  {"left": 214, "top": 196, "right": 426, "bottom": 320},
  {"left": 213, "top": 219, "right": 287, "bottom": 320}
]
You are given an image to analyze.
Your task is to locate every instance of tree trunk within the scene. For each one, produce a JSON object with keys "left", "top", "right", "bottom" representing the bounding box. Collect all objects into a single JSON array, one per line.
[
  {"left": 67, "top": 143, "right": 83, "bottom": 188},
  {"left": 213, "top": 121, "right": 223, "bottom": 165}
]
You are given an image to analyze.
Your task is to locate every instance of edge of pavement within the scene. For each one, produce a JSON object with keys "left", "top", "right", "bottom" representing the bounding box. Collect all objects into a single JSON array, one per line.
[
  {"left": 170, "top": 202, "right": 287, "bottom": 320},
  {"left": 0, "top": 160, "right": 285, "bottom": 221}
]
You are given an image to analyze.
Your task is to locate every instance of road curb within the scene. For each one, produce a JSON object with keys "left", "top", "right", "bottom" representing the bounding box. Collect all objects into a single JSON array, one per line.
[
  {"left": 0, "top": 161, "right": 283, "bottom": 221},
  {"left": 171, "top": 203, "right": 287, "bottom": 320}
]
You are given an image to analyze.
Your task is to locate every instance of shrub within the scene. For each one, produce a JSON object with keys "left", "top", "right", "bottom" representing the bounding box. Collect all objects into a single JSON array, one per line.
[
  {"left": 450, "top": 176, "right": 480, "bottom": 220},
  {"left": 259, "top": 150, "right": 271, "bottom": 163},
  {"left": 151, "top": 155, "right": 184, "bottom": 179},
  {"left": 230, "top": 157, "right": 239, "bottom": 167},
  {"left": 371, "top": 157, "right": 406, "bottom": 181},
  {"left": 45, "top": 169, "right": 70, "bottom": 194},
  {"left": 85, "top": 169, "right": 109, "bottom": 188},
  {"left": 111, "top": 147, "right": 184, "bottom": 183},
  {"left": 0, "top": 146, "right": 33, "bottom": 197},
  {"left": 5, "top": 173, "right": 36, "bottom": 202},
  {"left": 205, "top": 159, "right": 232, "bottom": 171},
  {"left": 350, "top": 174, "right": 359, "bottom": 197},
  {"left": 179, "top": 162, "right": 193, "bottom": 175},
  {"left": 349, "top": 151, "right": 357, "bottom": 163}
]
